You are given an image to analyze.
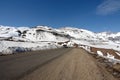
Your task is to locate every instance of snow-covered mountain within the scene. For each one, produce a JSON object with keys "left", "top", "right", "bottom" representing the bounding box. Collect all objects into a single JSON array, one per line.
[
  {"left": 0, "top": 25, "right": 70, "bottom": 42},
  {"left": 59, "top": 27, "right": 97, "bottom": 40},
  {"left": 97, "top": 32, "right": 120, "bottom": 43},
  {"left": 1, "top": 25, "right": 120, "bottom": 43},
  {"left": 0, "top": 25, "right": 120, "bottom": 55}
]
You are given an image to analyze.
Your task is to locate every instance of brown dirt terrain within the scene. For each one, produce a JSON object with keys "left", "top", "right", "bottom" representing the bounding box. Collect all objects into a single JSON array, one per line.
[
  {"left": 21, "top": 48, "right": 117, "bottom": 80},
  {"left": 90, "top": 47, "right": 120, "bottom": 59}
]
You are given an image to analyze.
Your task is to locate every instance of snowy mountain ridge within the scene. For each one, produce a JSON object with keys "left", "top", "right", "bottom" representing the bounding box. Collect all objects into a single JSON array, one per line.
[
  {"left": 97, "top": 32, "right": 120, "bottom": 43},
  {"left": 0, "top": 25, "right": 120, "bottom": 43},
  {"left": 0, "top": 25, "right": 120, "bottom": 55}
]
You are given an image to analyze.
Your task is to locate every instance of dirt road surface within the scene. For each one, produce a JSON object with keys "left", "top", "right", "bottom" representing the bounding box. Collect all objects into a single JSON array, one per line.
[
  {"left": 0, "top": 48, "right": 71, "bottom": 80},
  {"left": 0, "top": 48, "right": 117, "bottom": 80}
]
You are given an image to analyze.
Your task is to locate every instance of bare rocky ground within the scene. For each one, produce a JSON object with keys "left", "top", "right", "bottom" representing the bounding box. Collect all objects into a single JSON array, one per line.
[
  {"left": 91, "top": 52, "right": 120, "bottom": 80},
  {"left": 20, "top": 48, "right": 117, "bottom": 80}
]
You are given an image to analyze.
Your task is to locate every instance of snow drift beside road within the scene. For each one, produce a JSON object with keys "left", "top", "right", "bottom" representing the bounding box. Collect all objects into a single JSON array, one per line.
[{"left": 0, "top": 41, "right": 60, "bottom": 55}]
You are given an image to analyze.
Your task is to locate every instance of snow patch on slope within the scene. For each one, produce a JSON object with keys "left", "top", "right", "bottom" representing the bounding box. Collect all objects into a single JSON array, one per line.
[{"left": 60, "top": 27, "right": 97, "bottom": 40}]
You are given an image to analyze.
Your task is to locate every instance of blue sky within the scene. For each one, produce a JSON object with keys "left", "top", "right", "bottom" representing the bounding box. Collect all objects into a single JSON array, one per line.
[{"left": 0, "top": 0, "right": 120, "bottom": 32}]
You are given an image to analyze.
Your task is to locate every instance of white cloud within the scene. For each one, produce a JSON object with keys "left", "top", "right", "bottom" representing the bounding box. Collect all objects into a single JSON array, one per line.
[{"left": 96, "top": 0, "right": 120, "bottom": 15}]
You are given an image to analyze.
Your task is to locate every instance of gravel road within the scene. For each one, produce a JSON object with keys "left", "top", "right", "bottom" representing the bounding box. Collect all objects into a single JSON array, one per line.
[{"left": 0, "top": 48, "right": 117, "bottom": 80}]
